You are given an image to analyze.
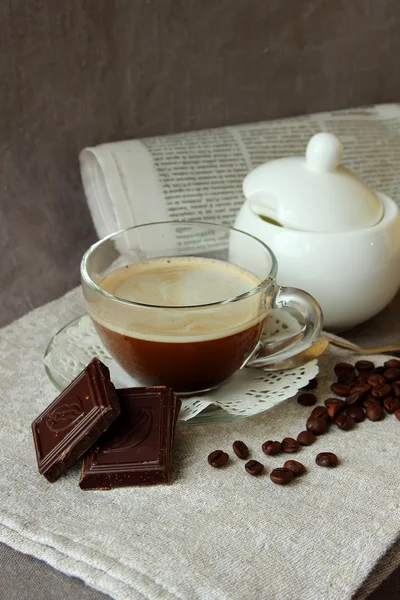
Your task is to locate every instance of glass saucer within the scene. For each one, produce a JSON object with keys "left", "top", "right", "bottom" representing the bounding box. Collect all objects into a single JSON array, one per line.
[{"left": 44, "top": 314, "right": 318, "bottom": 426}]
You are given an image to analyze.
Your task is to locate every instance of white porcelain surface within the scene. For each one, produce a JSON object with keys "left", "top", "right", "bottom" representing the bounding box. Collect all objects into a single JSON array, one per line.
[
  {"left": 243, "top": 132, "right": 383, "bottom": 233},
  {"left": 235, "top": 192, "right": 400, "bottom": 331}
]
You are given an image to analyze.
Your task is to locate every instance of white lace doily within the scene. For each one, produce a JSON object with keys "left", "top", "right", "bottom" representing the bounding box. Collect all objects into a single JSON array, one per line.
[{"left": 44, "top": 312, "right": 318, "bottom": 421}]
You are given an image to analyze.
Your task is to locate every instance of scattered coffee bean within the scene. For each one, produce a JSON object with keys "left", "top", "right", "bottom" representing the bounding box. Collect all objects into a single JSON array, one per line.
[
  {"left": 355, "top": 373, "right": 370, "bottom": 385},
  {"left": 262, "top": 440, "right": 281, "bottom": 456},
  {"left": 306, "top": 416, "right": 328, "bottom": 435},
  {"left": 383, "top": 367, "right": 400, "bottom": 383},
  {"left": 335, "top": 413, "right": 354, "bottom": 430},
  {"left": 316, "top": 452, "right": 339, "bottom": 467},
  {"left": 270, "top": 468, "right": 295, "bottom": 485},
  {"left": 355, "top": 360, "right": 375, "bottom": 373},
  {"left": 208, "top": 450, "right": 229, "bottom": 468},
  {"left": 365, "top": 402, "right": 384, "bottom": 422},
  {"left": 311, "top": 406, "right": 330, "bottom": 421},
  {"left": 334, "top": 362, "right": 352, "bottom": 375},
  {"left": 245, "top": 460, "right": 264, "bottom": 476},
  {"left": 371, "top": 366, "right": 385, "bottom": 375},
  {"left": 383, "top": 359, "right": 400, "bottom": 369},
  {"left": 224, "top": 359, "right": 399, "bottom": 484},
  {"left": 301, "top": 378, "right": 318, "bottom": 391},
  {"left": 353, "top": 382, "right": 372, "bottom": 394},
  {"left": 334, "top": 362, "right": 356, "bottom": 384},
  {"left": 283, "top": 460, "right": 306, "bottom": 476},
  {"left": 297, "top": 430, "right": 316, "bottom": 446},
  {"left": 371, "top": 383, "right": 391, "bottom": 400},
  {"left": 392, "top": 382, "right": 400, "bottom": 398},
  {"left": 327, "top": 400, "right": 346, "bottom": 420},
  {"left": 232, "top": 440, "right": 249, "bottom": 459},
  {"left": 281, "top": 437, "right": 300, "bottom": 453},
  {"left": 348, "top": 382, "right": 370, "bottom": 398},
  {"left": 383, "top": 397, "right": 400, "bottom": 414},
  {"left": 345, "top": 390, "right": 363, "bottom": 406},
  {"left": 367, "top": 374, "right": 385, "bottom": 388},
  {"left": 330, "top": 382, "right": 352, "bottom": 397},
  {"left": 297, "top": 392, "right": 317, "bottom": 406},
  {"left": 345, "top": 405, "right": 365, "bottom": 423},
  {"left": 324, "top": 398, "right": 339, "bottom": 408},
  {"left": 363, "top": 396, "right": 380, "bottom": 408}
]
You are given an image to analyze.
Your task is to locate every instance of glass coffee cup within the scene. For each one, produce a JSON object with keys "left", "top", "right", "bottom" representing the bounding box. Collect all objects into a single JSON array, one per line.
[{"left": 81, "top": 222, "right": 322, "bottom": 394}]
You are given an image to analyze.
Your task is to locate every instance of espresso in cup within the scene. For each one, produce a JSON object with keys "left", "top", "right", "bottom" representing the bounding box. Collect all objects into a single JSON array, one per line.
[
  {"left": 82, "top": 222, "right": 322, "bottom": 395},
  {"left": 91, "top": 256, "right": 267, "bottom": 393}
]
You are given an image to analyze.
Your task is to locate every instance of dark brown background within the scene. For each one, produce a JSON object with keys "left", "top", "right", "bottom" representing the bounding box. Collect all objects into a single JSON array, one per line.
[{"left": 1, "top": 0, "right": 400, "bottom": 327}]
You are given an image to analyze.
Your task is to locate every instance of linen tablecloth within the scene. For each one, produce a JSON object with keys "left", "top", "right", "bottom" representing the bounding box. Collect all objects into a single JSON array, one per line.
[{"left": 1, "top": 288, "right": 399, "bottom": 600}]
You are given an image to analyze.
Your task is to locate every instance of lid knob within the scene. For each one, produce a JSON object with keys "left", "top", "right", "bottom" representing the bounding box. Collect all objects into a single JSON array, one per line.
[
  {"left": 242, "top": 131, "right": 383, "bottom": 232},
  {"left": 305, "top": 132, "right": 343, "bottom": 172}
]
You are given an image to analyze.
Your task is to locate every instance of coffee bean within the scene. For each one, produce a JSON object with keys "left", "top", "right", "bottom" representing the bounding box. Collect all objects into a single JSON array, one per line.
[
  {"left": 208, "top": 450, "right": 229, "bottom": 468},
  {"left": 334, "top": 362, "right": 356, "bottom": 384},
  {"left": 270, "top": 468, "right": 295, "bottom": 485},
  {"left": 383, "top": 397, "right": 400, "bottom": 414},
  {"left": 283, "top": 460, "right": 306, "bottom": 476},
  {"left": 262, "top": 440, "right": 281, "bottom": 456},
  {"left": 383, "top": 367, "right": 400, "bottom": 383},
  {"left": 281, "top": 437, "right": 300, "bottom": 453},
  {"left": 392, "top": 382, "right": 400, "bottom": 398},
  {"left": 335, "top": 413, "right": 355, "bottom": 430},
  {"left": 370, "top": 383, "right": 391, "bottom": 400},
  {"left": 297, "top": 392, "right": 317, "bottom": 406},
  {"left": 297, "top": 430, "right": 316, "bottom": 446},
  {"left": 371, "top": 366, "right": 386, "bottom": 375},
  {"left": 367, "top": 374, "right": 386, "bottom": 387},
  {"left": 324, "top": 398, "right": 339, "bottom": 408},
  {"left": 395, "top": 409, "right": 400, "bottom": 421},
  {"left": 334, "top": 362, "right": 353, "bottom": 375},
  {"left": 327, "top": 400, "right": 346, "bottom": 420},
  {"left": 384, "top": 359, "right": 400, "bottom": 370},
  {"left": 338, "top": 372, "right": 357, "bottom": 384},
  {"left": 363, "top": 396, "right": 381, "bottom": 408},
  {"left": 301, "top": 378, "right": 318, "bottom": 391},
  {"left": 345, "top": 405, "right": 365, "bottom": 423},
  {"left": 345, "top": 390, "right": 364, "bottom": 406},
  {"left": 355, "top": 360, "right": 375, "bottom": 373},
  {"left": 355, "top": 373, "right": 370, "bottom": 385},
  {"left": 311, "top": 406, "right": 330, "bottom": 421},
  {"left": 316, "top": 452, "right": 339, "bottom": 467},
  {"left": 349, "top": 382, "right": 371, "bottom": 397},
  {"left": 365, "top": 402, "right": 384, "bottom": 422},
  {"left": 330, "top": 383, "right": 352, "bottom": 397},
  {"left": 232, "top": 440, "right": 249, "bottom": 459},
  {"left": 306, "top": 416, "right": 329, "bottom": 435},
  {"left": 245, "top": 460, "right": 264, "bottom": 476}
]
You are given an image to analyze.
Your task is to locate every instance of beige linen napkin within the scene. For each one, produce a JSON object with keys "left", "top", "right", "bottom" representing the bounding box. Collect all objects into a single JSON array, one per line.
[{"left": 1, "top": 288, "right": 399, "bottom": 600}]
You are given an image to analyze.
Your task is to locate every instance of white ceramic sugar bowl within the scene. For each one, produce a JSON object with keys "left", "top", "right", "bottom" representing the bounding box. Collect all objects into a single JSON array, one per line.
[{"left": 234, "top": 133, "right": 400, "bottom": 331}]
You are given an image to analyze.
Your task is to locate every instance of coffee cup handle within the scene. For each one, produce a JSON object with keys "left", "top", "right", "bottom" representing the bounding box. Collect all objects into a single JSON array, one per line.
[{"left": 246, "top": 285, "right": 323, "bottom": 368}]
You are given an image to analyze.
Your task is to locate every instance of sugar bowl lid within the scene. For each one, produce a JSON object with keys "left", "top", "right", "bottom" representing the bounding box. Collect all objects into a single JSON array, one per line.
[{"left": 243, "top": 132, "right": 383, "bottom": 232}]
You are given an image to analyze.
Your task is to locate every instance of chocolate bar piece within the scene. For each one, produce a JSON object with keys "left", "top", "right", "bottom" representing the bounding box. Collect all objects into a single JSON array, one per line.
[
  {"left": 32, "top": 358, "right": 120, "bottom": 482},
  {"left": 79, "top": 387, "right": 181, "bottom": 490}
]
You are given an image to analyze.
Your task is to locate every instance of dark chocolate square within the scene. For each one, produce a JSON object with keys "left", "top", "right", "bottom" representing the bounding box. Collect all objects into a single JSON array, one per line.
[
  {"left": 79, "top": 386, "right": 180, "bottom": 490},
  {"left": 32, "top": 358, "right": 120, "bottom": 482}
]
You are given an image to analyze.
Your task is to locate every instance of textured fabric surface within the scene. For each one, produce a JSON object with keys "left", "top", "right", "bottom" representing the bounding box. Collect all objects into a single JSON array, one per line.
[
  {"left": 1, "top": 0, "right": 400, "bottom": 326},
  {"left": 1, "top": 539, "right": 399, "bottom": 600},
  {"left": 0, "top": 542, "right": 110, "bottom": 600},
  {"left": 1, "top": 288, "right": 399, "bottom": 600}
]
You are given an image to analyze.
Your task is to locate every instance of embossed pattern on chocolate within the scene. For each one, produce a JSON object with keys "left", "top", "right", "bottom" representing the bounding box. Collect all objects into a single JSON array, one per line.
[
  {"left": 79, "top": 387, "right": 181, "bottom": 489},
  {"left": 32, "top": 358, "right": 120, "bottom": 483}
]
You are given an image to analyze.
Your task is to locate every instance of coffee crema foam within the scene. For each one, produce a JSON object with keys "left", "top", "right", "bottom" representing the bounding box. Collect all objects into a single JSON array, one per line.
[{"left": 92, "top": 257, "right": 266, "bottom": 342}]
